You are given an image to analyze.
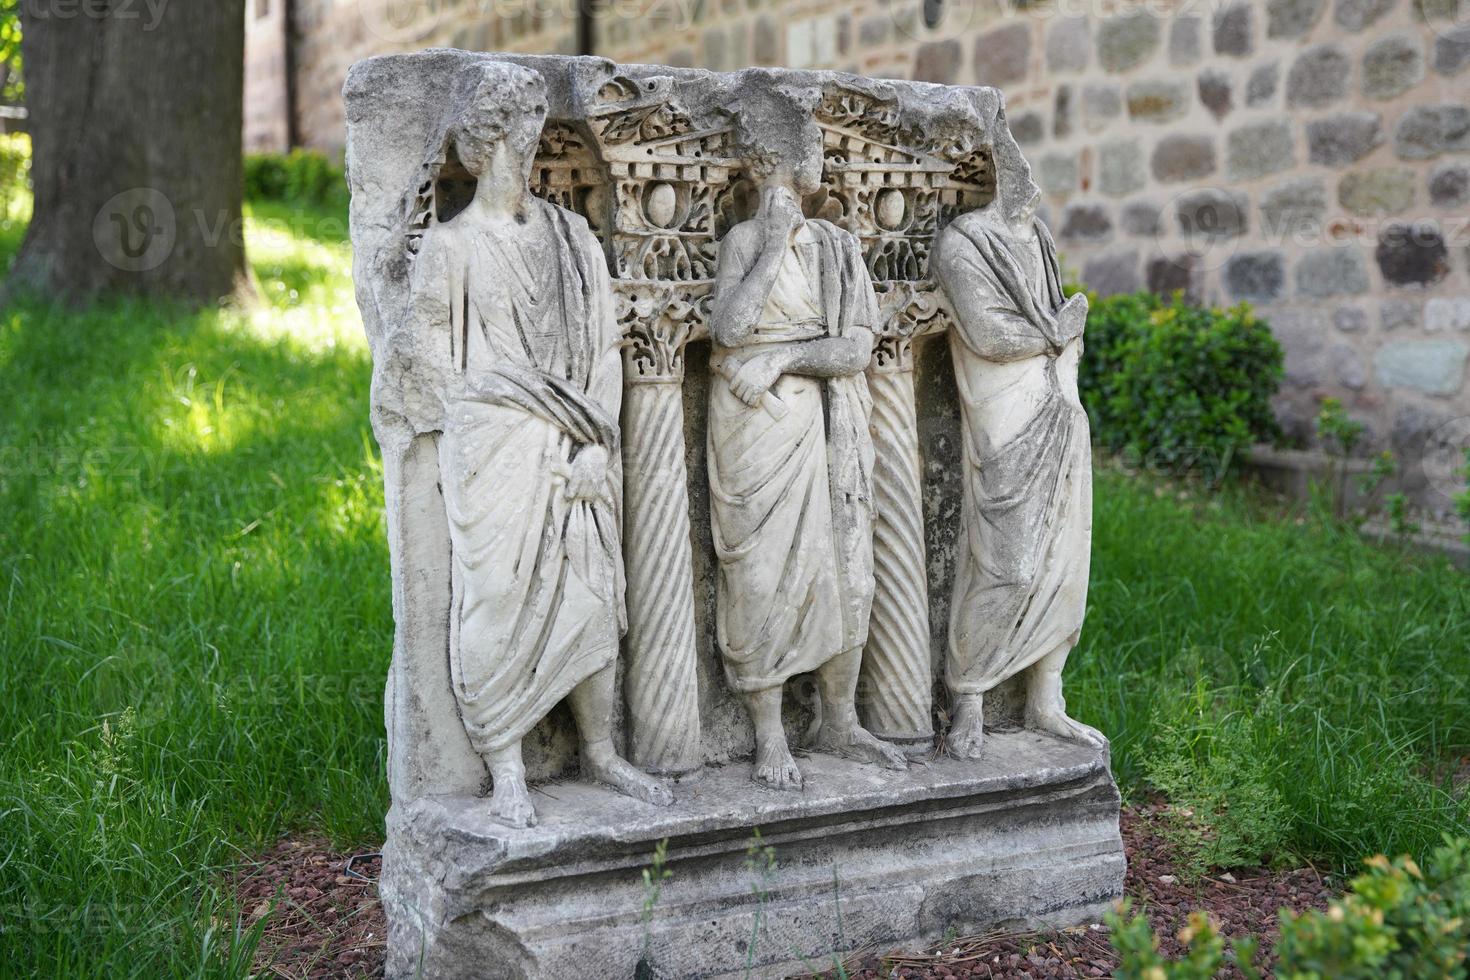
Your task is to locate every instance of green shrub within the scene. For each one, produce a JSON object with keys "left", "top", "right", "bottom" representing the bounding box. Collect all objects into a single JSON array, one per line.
[
  {"left": 1078, "top": 290, "right": 1284, "bottom": 482},
  {"left": 1108, "top": 836, "right": 1470, "bottom": 978},
  {"left": 243, "top": 149, "right": 346, "bottom": 209}
]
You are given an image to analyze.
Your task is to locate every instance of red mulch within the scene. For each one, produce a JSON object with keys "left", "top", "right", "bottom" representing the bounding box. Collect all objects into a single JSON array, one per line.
[
  {"left": 231, "top": 804, "right": 1333, "bottom": 978},
  {"left": 233, "top": 840, "right": 384, "bottom": 979}
]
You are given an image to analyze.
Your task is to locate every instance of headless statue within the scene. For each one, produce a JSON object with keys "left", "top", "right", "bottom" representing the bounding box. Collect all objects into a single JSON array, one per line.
[
  {"left": 706, "top": 114, "right": 907, "bottom": 789},
  {"left": 931, "top": 132, "right": 1105, "bottom": 760}
]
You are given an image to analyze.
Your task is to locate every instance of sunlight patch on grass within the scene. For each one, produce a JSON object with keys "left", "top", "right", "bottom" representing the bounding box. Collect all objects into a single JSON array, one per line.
[{"left": 238, "top": 202, "right": 364, "bottom": 356}]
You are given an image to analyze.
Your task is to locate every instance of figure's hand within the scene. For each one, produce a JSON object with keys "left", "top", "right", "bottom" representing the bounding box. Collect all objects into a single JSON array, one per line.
[
  {"left": 1057, "top": 292, "right": 1089, "bottom": 345},
  {"left": 729, "top": 350, "right": 785, "bottom": 407},
  {"left": 560, "top": 446, "right": 610, "bottom": 503},
  {"left": 760, "top": 191, "right": 804, "bottom": 249}
]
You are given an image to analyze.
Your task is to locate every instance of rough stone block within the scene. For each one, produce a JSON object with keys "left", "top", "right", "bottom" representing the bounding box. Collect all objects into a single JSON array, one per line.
[
  {"left": 1296, "top": 247, "right": 1370, "bottom": 297},
  {"left": 1269, "top": 308, "right": 1330, "bottom": 385},
  {"left": 1267, "top": 0, "right": 1325, "bottom": 38},
  {"left": 1394, "top": 104, "right": 1470, "bottom": 160},
  {"left": 1429, "top": 162, "right": 1470, "bottom": 207},
  {"left": 974, "top": 22, "right": 1031, "bottom": 86},
  {"left": 1334, "top": 0, "right": 1394, "bottom": 31},
  {"left": 1127, "top": 79, "right": 1189, "bottom": 123},
  {"left": 1046, "top": 17, "right": 1090, "bottom": 74},
  {"left": 1060, "top": 202, "right": 1113, "bottom": 242},
  {"left": 1152, "top": 134, "right": 1217, "bottom": 182},
  {"left": 1224, "top": 250, "right": 1286, "bottom": 302},
  {"left": 1099, "top": 11, "right": 1161, "bottom": 72},
  {"left": 1226, "top": 119, "right": 1294, "bottom": 180},
  {"left": 1381, "top": 298, "right": 1420, "bottom": 331},
  {"left": 382, "top": 735, "right": 1125, "bottom": 980},
  {"left": 1435, "top": 25, "right": 1470, "bottom": 75},
  {"left": 1121, "top": 199, "right": 1161, "bottom": 236},
  {"left": 1082, "top": 84, "right": 1123, "bottom": 132},
  {"left": 1260, "top": 177, "right": 1328, "bottom": 237},
  {"left": 1175, "top": 188, "right": 1248, "bottom": 239},
  {"left": 1099, "top": 139, "right": 1146, "bottom": 196},
  {"left": 1147, "top": 254, "right": 1197, "bottom": 300},
  {"left": 914, "top": 39, "right": 962, "bottom": 83},
  {"left": 1362, "top": 34, "right": 1425, "bottom": 99},
  {"left": 1333, "top": 305, "right": 1370, "bottom": 332},
  {"left": 1083, "top": 250, "right": 1143, "bottom": 296},
  {"left": 1054, "top": 84, "right": 1073, "bottom": 138},
  {"left": 1377, "top": 221, "right": 1451, "bottom": 286},
  {"left": 1246, "top": 61, "right": 1280, "bottom": 105},
  {"left": 1305, "top": 112, "right": 1382, "bottom": 165},
  {"left": 1376, "top": 340, "right": 1470, "bottom": 395},
  {"left": 1010, "top": 110, "right": 1045, "bottom": 146},
  {"left": 1213, "top": 4, "right": 1254, "bottom": 57},
  {"left": 1332, "top": 344, "right": 1368, "bottom": 389},
  {"left": 1338, "top": 168, "right": 1416, "bottom": 216},
  {"left": 1198, "top": 70, "right": 1233, "bottom": 119},
  {"left": 1286, "top": 44, "right": 1351, "bottom": 108},
  {"left": 753, "top": 15, "right": 778, "bottom": 64},
  {"left": 1426, "top": 297, "right": 1470, "bottom": 332},
  {"left": 1169, "top": 16, "right": 1202, "bottom": 66},
  {"left": 1038, "top": 153, "right": 1079, "bottom": 195}
]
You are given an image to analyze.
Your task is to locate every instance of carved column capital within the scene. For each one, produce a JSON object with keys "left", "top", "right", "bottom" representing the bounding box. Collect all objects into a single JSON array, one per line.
[
  {"left": 871, "top": 281, "right": 950, "bottom": 374},
  {"left": 615, "top": 282, "right": 710, "bottom": 384}
]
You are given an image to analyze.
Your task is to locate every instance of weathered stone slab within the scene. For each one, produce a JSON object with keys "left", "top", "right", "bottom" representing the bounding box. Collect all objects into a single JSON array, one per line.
[{"left": 382, "top": 731, "right": 1124, "bottom": 980}]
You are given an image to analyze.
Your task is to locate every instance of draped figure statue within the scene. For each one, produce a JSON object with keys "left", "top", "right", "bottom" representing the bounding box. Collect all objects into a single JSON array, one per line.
[
  {"left": 931, "top": 129, "right": 1105, "bottom": 760},
  {"left": 707, "top": 106, "right": 907, "bottom": 790},
  {"left": 375, "top": 62, "right": 672, "bottom": 827}
]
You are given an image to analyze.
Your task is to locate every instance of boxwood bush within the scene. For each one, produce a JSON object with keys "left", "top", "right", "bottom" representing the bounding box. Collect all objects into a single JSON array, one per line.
[
  {"left": 1078, "top": 290, "right": 1284, "bottom": 482},
  {"left": 243, "top": 149, "right": 347, "bottom": 210}
]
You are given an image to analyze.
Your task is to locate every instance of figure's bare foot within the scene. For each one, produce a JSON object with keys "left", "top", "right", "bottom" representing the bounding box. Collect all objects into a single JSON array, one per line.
[
  {"left": 813, "top": 721, "right": 908, "bottom": 770},
  {"left": 487, "top": 773, "right": 538, "bottom": 829},
  {"left": 1025, "top": 698, "right": 1106, "bottom": 749},
  {"left": 585, "top": 752, "right": 675, "bottom": 807},
  {"left": 753, "top": 736, "right": 804, "bottom": 790},
  {"left": 945, "top": 694, "right": 985, "bottom": 760}
]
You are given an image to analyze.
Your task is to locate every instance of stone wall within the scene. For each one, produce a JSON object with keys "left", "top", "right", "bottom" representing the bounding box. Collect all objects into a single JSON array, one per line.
[{"left": 250, "top": 0, "right": 1470, "bottom": 512}]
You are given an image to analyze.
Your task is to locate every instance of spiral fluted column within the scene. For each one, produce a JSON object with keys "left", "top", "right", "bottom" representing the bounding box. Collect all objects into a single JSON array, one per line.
[
  {"left": 620, "top": 380, "right": 703, "bottom": 774},
  {"left": 861, "top": 350, "right": 935, "bottom": 745}
]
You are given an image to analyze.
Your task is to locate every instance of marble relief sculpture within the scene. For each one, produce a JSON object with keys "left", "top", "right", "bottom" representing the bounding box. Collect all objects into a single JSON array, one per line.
[
  {"left": 348, "top": 54, "right": 1124, "bottom": 980},
  {"left": 378, "top": 62, "right": 670, "bottom": 827},
  {"left": 706, "top": 96, "right": 906, "bottom": 789},
  {"left": 931, "top": 122, "right": 1104, "bottom": 759}
]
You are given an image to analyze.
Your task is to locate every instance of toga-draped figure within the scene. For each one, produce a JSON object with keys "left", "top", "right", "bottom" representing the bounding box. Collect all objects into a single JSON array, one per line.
[
  {"left": 707, "top": 102, "right": 907, "bottom": 789},
  {"left": 931, "top": 130, "right": 1104, "bottom": 760},
  {"left": 375, "top": 62, "right": 671, "bottom": 826}
]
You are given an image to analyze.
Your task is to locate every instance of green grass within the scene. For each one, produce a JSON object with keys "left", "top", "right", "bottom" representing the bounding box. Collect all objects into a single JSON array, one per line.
[{"left": 0, "top": 199, "right": 1466, "bottom": 976}]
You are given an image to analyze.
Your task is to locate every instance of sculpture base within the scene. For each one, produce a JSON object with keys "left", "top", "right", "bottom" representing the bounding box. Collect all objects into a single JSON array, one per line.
[{"left": 381, "top": 730, "right": 1124, "bottom": 980}]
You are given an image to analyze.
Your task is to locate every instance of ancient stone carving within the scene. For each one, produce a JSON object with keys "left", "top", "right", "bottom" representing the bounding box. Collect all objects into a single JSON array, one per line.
[
  {"left": 706, "top": 88, "right": 908, "bottom": 789},
  {"left": 347, "top": 53, "right": 1123, "bottom": 980},
  {"left": 378, "top": 62, "right": 671, "bottom": 826},
  {"left": 931, "top": 120, "right": 1105, "bottom": 760}
]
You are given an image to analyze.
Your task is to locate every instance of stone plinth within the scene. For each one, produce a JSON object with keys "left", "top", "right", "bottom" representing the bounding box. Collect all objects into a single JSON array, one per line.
[{"left": 382, "top": 732, "right": 1123, "bottom": 979}]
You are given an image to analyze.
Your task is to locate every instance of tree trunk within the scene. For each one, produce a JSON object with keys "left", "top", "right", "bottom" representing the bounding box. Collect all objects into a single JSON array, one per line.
[{"left": 8, "top": 0, "right": 251, "bottom": 305}]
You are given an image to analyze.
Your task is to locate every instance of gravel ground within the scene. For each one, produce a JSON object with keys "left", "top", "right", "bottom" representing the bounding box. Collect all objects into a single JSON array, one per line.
[{"left": 233, "top": 804, "right": 1333, "bottom": 979}]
